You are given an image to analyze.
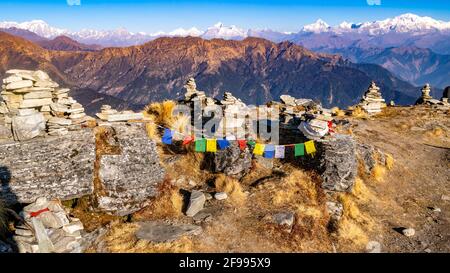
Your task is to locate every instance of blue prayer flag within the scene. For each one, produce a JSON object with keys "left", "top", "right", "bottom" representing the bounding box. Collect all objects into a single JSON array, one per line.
[
  {"left": 217, "top": 139, "right": 230, "bottom": 150},
  {"left": 263, "top": 144, "right": 275, "bottom": 158},
  {"left": 162, "top": 129, "right": 173, "bottom": 145}
]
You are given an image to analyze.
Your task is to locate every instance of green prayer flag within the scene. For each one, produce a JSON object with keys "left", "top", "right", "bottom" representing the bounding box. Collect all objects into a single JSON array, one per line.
[
  {"left": 195, "top": 138, "right": 206, "bottom": 152},
  {"left": 248, "top": 140, "right": 256, "bottom": 147},
  {"left": 294, "top": 143, "right": 305, "bottom": 157}
]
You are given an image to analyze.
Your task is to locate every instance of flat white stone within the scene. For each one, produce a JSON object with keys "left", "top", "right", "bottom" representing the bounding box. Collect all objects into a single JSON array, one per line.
[
  {"left": 3, "top": 75, "right": 23, "bottom": 84},
  {"left": 48, "top": 117, "right": 72, "bottom": 126},
  {"left": 6, "top": 80, "right": 33, "bottom": 90},
  {"left": 62, "top": 221, "right": 84, "bottom": 234},
  {"left": 19, "top": 98, "right": 52, "bottom": 108},
  {"left": 23, "top": 91, "right": 53, "bottom": 100},
  {"left": 106, "top": 112, "right": 144, "bottom": 122}
]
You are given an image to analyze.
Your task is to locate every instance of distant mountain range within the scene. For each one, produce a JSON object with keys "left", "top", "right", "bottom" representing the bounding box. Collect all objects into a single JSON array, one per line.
[
  {"left": 1, "top": 13, "right": 449, "bottom": 89},
  {"left": 0, "top": 31, "right": 419, "bottom": 111}
]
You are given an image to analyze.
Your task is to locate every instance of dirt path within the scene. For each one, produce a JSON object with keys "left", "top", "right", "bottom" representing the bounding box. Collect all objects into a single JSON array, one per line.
[{"left": 349, "top": 106, "right": 450, "bottom": 253}]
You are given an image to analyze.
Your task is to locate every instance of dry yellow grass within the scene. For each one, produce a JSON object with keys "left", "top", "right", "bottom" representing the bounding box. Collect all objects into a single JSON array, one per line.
[
  {"left": 144, "top": 100, "right": 176, "bottom": 126},
  {"left": 351, "top": 177, "right": 376, "bottom": 202},
  {"left": 102, "top": 222, "right": 194, "bottom": 253},
  {"left": 385, "top": 154, "right": 394, "bottom": 170},
  {"left": 350, "top": 106, "right": 369, "bottom": 119},
  {"left": 371, "top": 164, "right": 387, "bottom": 182},
  {"left": 331, "top": 107, "right": 346, "bottom": 117},
  {"left": 272, "top": 170, "right": 318, "bottom": 206},
  {"left": 133, "top": 178, "right": 183, "bottom": 221},
  {"left": 215, "top": 174, "right": 246, "bottom": 205}
]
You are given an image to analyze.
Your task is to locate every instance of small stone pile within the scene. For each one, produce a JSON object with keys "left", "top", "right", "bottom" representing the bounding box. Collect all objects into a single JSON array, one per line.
[
  {"left": 279, "top": 94, "right": 317, "bottom": 129},
  {"left": 217, "top": 92, "right": 249, "bottom": 139},
  {"left": 96, "top": 104, "right": 144, "bottom": 122},
  {"left": 14, "top": 197, "right": 85, "bottom": 253},
  {"left": 415, "top": 83, "right": 443, "bottom": 105},
  {"left": 358, "top": 81, "right": 386, "bottom": 114},
  {"left": 0, "top": 69, "right": 90, "bottom": 140},
  {"left": 182, "top": 78, "right": 216, "bottom": 107}
]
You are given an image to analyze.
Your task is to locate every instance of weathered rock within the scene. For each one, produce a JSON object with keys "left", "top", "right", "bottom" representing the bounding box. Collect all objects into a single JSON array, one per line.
[
  {"left": 62, "top": 221, "right": 84, "bottom": 234},
  {"left": 11, "top": 112, "right": 45, "bottom": 141},
  {"left": 0, "top": 124, "right": 12, "bottom": 140},
  {"left": 23, "top": 91, "right": 53, "bottom": 100},
  {"left": 213, "top": 141, "right": 252, "bottom": 178},
  {"left": 97, "top": 123, "right": 165, "bottom": 216},
  {"left": 318, "top": 134, "right": 357, "bottom": 192},
  {"left": 402, "top": 228, "right": 415, "bottom": 237},
  {"left": 186, "top": 190, "right": 206, "bottom": 217},
  {"left": 272, "top": 211, "right": 295, "bottom": 226},
  {"left": 366, "top": 241, "right": 382, "bottom": 253},
  {"left": 214, "top": 192, "right": 228, "bottom": 200},
  {"left": 6, "top": 80, "right": 33, "bottom": 90},
  {"left": 136, "top": 221, "right": 202, "bottom": 243},
  {"left": 31, "top": 218, "right": 55, "bottom": 253},
  {"left": 19, "top": 98, "right": 52, "bottom": 108},
  {"left": 0, "top": 129, "right": 95, "bottom": 204}
]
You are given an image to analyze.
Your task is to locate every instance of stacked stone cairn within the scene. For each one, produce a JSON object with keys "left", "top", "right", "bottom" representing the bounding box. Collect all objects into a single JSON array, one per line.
[
  {"left": 96, "top": 104, "right": 144, "bottom": 122},
  {"left": 218, "top": 92, "right": 250, "bottom": 139},
  {"left": 415, "top": 83, "right": 445, "bottom": 106},
  {"left": 358, "top": 81, "right": 386, "bottom": 114},
  {"left": 182, "top": 78, "right": 216, "bottom": 107},
  {"left": 0, "top": 69, "right": 90, "bottom": 141},
  {"left": 14, "top": 197, "right": 85, "bottom": 253}
]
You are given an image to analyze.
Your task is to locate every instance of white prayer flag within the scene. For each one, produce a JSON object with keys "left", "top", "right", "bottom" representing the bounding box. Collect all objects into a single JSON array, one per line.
[{"left": 275, "top": 145, "right": 285, "bottom": 159}]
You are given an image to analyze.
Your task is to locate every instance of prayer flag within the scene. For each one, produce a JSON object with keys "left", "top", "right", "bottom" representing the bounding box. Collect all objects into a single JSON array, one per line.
[
  {"left": 305, "top": 140, "right": 316, "bottom": 155},
  {"left": 195, "top": 138, "right": 206, "bottom": 152},
  {"left": 248, "top": 140, "right": 256, "bottom": 148},
  {"left": 253, "top": 143, "right": 265, "bottom": 156},
  {"left": 294, "top": 143, "right": 305, "bottom": 157},
  {"left": 264, "top": 144, "right": 275, "bottom": 158},
  {"left": 238, "top": 140, "right": 247, "bottom": 151},
  {"left": 206, "top": 139, "right": 217, "bottom": 153},
  {"left": 274, "top": 145, "right": 285, "bottom": 159},
  {"left": 182, "top": 135, "right": 194, "bottom": 145},
  {"left": 162, "top": 129, "right": 173, "bottom": 145},
  {"left": 226, "top": 135, "right": 237, "bottom": 141},
  {"left": 217, "top": 139, "right": 230, "bottom": 150}
]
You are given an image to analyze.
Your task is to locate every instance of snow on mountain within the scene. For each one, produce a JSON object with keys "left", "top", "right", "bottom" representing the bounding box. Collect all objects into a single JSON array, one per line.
[
  {"left": 351, "top": 13, "right": 450, "bottom": 34},
  {"left": 201, "top": 22, "right": 247, "bottom": 40},
  {"left": 302, "top": 19, "right": 330, "bottom": 33},
  {"left": 168, "top": 27, "right": 203, "bottom": 37},
  {"left": 2, "top": 13, "right": 450, "bottom": 47},
  {"left": 0, "top": 19, "right": 67, "bottom": 38}
]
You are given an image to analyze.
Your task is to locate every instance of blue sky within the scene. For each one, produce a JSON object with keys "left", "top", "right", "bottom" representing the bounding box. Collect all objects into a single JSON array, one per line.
[{"left": 1, "top": 0, "right": 450, "bottom": 33}]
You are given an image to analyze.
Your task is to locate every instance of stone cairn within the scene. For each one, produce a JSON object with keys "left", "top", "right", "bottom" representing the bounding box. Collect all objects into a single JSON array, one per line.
[
  {"left": 0, "top": 69, "right": 90, "bottom": 141},
  {"left": 277, "top": 94, "right": 331, "bottom": 140},
  {"left": 415, "top": 83, "right": 445, "bottom": 106},
  {"left": 358, "top": 81, "right": 386, "bottom": 114},
  {"left": 14, "top": 197, "right": 85, "bottom": 253},
  {"left": 96, "top": 104, "right": 144, "bottom": 123},
  {"left": 182, "top": 78, "right": 216, "bottom": 107},
  {"left": 217, "top": 92, "right": 249, "bottom": 139}
]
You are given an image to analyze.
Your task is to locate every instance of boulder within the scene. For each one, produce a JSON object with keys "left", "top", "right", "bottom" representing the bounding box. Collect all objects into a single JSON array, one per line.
[
  {"left": 185, "top": 190, "right": 206, "bottom": 217},
  {"left": 136, "top": 221, "right": 202, "bottom": 243},
  {"left": 213, "top": 141, "right": 252, "bottom": 178},
  {"left": 97, "top": 123, "right": 165, "bottom": 216},
  {"left": 0, "top": 129, "right": 95, "bottom": 204},
  {"left": 11, "top": 112, "right": 46, "bottom": 141},
  {"left": 318, "top": 134, "right": 357, "bottom": 192}
]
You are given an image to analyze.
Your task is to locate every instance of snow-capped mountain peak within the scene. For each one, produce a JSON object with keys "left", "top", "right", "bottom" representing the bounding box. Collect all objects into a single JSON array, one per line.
[
  {"left": 0, "top": 19, "right": 67, "bottom": 38},
  {"left": 168, "top": 27, "right": 203, "bottom": 37},
  {"left": 202, "top": 22, "right": 247, "bottom": 39},
  {"left": 302, "top": 19, "right": 330, "bottom": 33}
]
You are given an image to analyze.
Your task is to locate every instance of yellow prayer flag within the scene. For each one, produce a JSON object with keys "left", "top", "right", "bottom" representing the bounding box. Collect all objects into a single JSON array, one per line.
[
  {"left": 253, "top": 143, "right": 265, "bottom": 156},
  {"left": 206, "top": 139, "right": 217, "bottom": 153},
  {"left": 305, "top": 140, "right": 316, "bottom": 155}
]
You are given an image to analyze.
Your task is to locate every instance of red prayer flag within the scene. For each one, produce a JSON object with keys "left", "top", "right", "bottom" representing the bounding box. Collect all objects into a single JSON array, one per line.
[
  {"left": 238, "top": 140, "right": 247, "bottom": 150},
  {"left": 182, "top": 135, "right": 195, "bottom": 145}
]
